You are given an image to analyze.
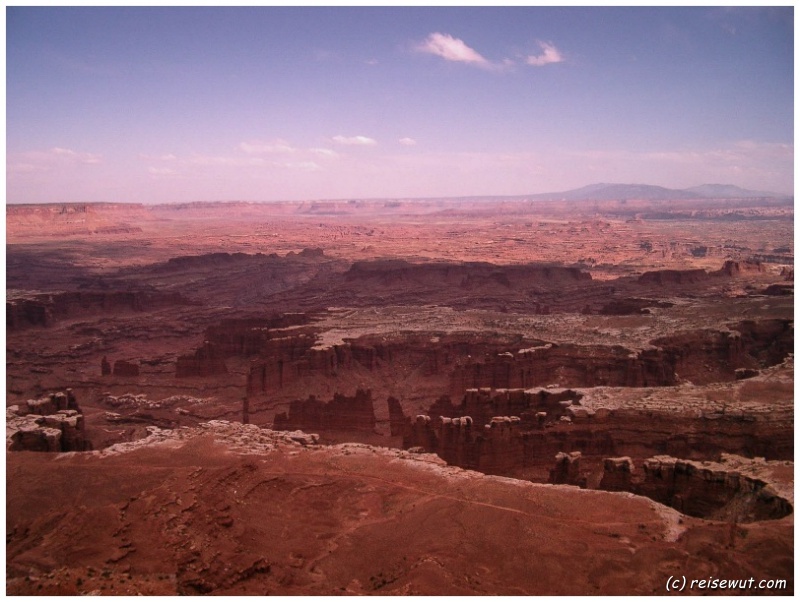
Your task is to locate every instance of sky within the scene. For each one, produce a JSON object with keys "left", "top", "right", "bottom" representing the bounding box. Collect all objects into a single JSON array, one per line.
[{"left": 5, "top": 6, "right": 795, "bottom": 204}]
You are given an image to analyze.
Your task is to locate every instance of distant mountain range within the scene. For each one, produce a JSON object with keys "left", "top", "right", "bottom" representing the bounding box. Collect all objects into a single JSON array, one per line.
[{"left": 528, "top": 183, "right": 791, "bottom": 202}]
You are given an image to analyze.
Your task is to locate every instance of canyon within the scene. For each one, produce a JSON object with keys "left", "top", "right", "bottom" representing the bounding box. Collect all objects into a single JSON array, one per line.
[{"left": 5, "top": 195, "right": 794, "bottom": 595}]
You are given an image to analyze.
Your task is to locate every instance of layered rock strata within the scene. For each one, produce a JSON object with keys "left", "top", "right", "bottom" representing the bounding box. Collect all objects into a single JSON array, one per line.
[
  {"left": 7, "top": 390, "right": 90, "bottom": 452},
  {"left": 550, "top": 451, "right": 586, "bottom": 487},
  {"left": 598, "top": 454, "right": 793, "bottom": 523},
  {"left": 238, "top": 316, "right": 791, "bottom": 399},
  {"left": 273, "top": 389, "right": 377, "bottom": 433},
  {"left": 113, "top": 360, "right": 140, "bottom": 377},
  {"left": 598, "top": 457, "right": 635, "bottom": 491},
  {"left": 404, "top": 414, "right": 526, "bottom": 475},
  {"left": 176, "top": 341, "right": 228, "bottom": 377},
  {"left": 402, "top": 369, "right": 793, "bottom": 478},
  {"left": 6, "top": 290, "right": 190, "bottom": 331}
]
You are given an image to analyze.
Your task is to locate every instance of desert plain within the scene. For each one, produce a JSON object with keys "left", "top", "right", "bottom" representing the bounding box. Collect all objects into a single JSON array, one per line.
[{"left": 5, "top": 189, "right": 794, "bottom": 595}]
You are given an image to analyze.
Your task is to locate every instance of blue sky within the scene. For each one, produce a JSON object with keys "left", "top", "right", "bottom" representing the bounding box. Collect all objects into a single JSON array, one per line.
[{"left": 6, "top": 6, "right": 794, "bottom": 203}]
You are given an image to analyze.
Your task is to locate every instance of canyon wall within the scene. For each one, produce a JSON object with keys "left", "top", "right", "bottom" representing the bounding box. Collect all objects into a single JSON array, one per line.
[
  {"left": 237, "top": 317, "right": 791, "bottom": 399},
  {"left": 401, "top": 386, "right": 793, "bottom": 479},
  {"left": 176, "top": 342, "right": 228, "bottom": 378},
  {"left": 597, "top": 455, "right": 792, "bottom": 523},
  {"left": 273, "top": 389, "right": 377, "bottom": 433},
  {"left": 7, "top": 290, "right": 191, "bottom": 330},
  {"left": 404, "top": 414, "right": 525, "bottom": 475}
]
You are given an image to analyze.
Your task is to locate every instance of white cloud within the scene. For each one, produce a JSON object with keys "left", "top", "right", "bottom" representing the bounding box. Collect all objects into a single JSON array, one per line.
[
  {"left": 186, "top": 155, "right": 265, "bottom": 167},
  {"left": 416, "top": 32, "right": 491, "bottom": 68},
  {"left": 526, "top": 41, "right": 564, "bottom": 67},
  {"left": 148, "top": 166, "right": 177, "bottom": 175},
  {"left": 50, "top": 147, "right": 102, "bottom": 164},
  {"left": 239, "top": 139, "right": 296, "bottom": 154},
  {"left": 51, "top": 147, "right": 75, "bottom": 155},
  {"left": 310, "top": 148, "right": 339, "bottom": 158},
  {"left": 139, "top": 153, "right": 177, "bottom": 161},
  {"left": 399, "top": 137, "right": 417, "bottom": 146},
  {"left": 278, "top": 161, "right": 321, "bottom": 171},
  {"left": 6, "top": 162, "right": 44, "bottom": 175},
  {"left": 7, "top": 147, "right": 102, "bottom": 176},
  {"left": 332, "top": 135, "right": 377, "bottom": 146}
]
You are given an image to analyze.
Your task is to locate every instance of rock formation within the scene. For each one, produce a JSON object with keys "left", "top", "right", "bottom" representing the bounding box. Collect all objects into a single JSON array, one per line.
[
  {"left": 6, "top": 290, "right": 191, "bottom": 331},
  {"left": 7, "top": 390, "right": 90, "bottom": 452},
  {"left": 113, "top": 359, "right": 140, "bottom": 377},
  {"left": 400, "top": 372, "right": 793, "bottom": 480},
  {"left": 176, "top": 341, "right": 228, "bottom": 377},
  {"left": 200, "top": 311, "right": 795, "bottom": 405},
  {"left": 637, "top": 268, "right": 709, "bottom": 286},
  {"left": 595, "top": 455, "right": 793, "bottom": 524},
  {"left": 598, "top": 456, "right": 634, "bottom": 491},
  {"left": 636, "top": 261, "right": 764, "bottom": 287},
  {"left": 550, "top": 451, "right": 586, "bottom": 487},
  {"left": 403, "top": 413, "right": 526, "bottom": 475},
  {"left": 273, "top": 389, "right": 377, "bottom": 433},
  {"left": 387, "top": 396, "right": 406, "bottom": 437},
  {"left": 343, "top": 260, "right": 592, "bottom": 289}
]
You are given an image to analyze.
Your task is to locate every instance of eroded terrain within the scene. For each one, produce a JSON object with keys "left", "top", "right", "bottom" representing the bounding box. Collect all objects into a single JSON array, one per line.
[{"left": 6, "top": 196, "right": 794, "bottom": 595}]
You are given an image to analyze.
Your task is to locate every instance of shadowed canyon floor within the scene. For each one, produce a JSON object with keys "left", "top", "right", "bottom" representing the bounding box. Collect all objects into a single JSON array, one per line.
[{"left": 6, "top": 197, "right": 794, "bottom": 595}]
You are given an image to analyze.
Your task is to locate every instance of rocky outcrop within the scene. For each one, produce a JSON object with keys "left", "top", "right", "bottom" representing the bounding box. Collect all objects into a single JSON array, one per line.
[
  {"left": 229, "top": 315, "right": 794, "bottom": 400},
  {"left": 550, "top": 451, "right": 586, "bottom": 487},
  {"left": 762, "top": 283, "right": 793, "bottom": 296},
  {"left": 450, "top": 322, "right": 789, "bottom": 392},
  {"left": 176, "top": 342, "right": 228, "bottom": 378},
  {"left": 715, "top": 260, "right": 765, "bottom": 277},
  {"left": 344, "top": 260, "right": 591, "bottom": 289},
  {"left": 638, "top": 269, "right": 709, "bottom": 286},
  {"left": 732, "top": 318, "right": 793, "bottom": 367},
  {"left": 7, "top": 390, "right": 90, "bottom": 452},
  {"left": 404, "top": 413, "right": 526, "bottom": 475},
  {"left": 450, "top": 344, "right": 672, "bottom": 391},
  {"left": 636, "top": 456, "right": 789, "bottom": 521},
  {"left": 608, "top": 455, "right": 794, "bottom": 523},
  {"left": 22, "top": 389, "right": 80, "bottom": 415},
  {"left": 402, "top": 387, "right": 583, "bottom": 436},
  {"left": 246, "top": 333, "right": 329, "bottom": 395},
  {"left": 479, "top": 416, "right": 525, "bottom": 474},
  {"left": 636, "top": 261, "right": 764, "bottom": 287},
  {"left": 387, "top": 397, "right": 406, "bottom": 437},
  {"left": 5, "top": 297, "right": 51, "bottom": 328},
  {"left": 113, "top": 360, "right": 140, "bottom": 377},
  {"left": 401, "top": 376, "right": 793, "bottom": 480},
  {"left": 6, "top": 290, "right": 191, "bottom": 331},
  {"left": 598, "top": 457, "right": 634, "bottom": 491},
  {"left": 273, "top": 389, "right": 377, "bottom": 434},
  {"left": 203, "top": 314, "right": 312, "bottom": 357}
]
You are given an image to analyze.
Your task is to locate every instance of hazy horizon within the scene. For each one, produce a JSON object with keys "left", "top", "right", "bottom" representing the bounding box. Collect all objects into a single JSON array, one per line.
[{"left": 6, "top": 6, "right": 794, "bottom": 204}]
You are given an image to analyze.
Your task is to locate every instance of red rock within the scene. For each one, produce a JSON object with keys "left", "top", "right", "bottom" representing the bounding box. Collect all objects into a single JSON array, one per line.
[
  {"left": 550, "top": 451, "right": 586, "bottom": 487},
  {"left": 113, "top": 360, "right": 140, "bottom": 377},
  {"left": 273, "top": 389, "right": 377, "bottom": 433},
  {"left": 176, "top": 342, "right": 227, "bottom": 378}
]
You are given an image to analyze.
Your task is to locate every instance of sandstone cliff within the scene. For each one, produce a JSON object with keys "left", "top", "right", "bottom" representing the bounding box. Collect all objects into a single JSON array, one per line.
[
  {"left": 176, "top": 342, "right": 228, "bottom": 378},
  {"left": 6, "top": 290, "right": 191, "bottom": 331},
  {"left": 7, "top": 390, "right": 90, "bottom": 452},
  {"left": 273, "top": 389, "right": 377, "bottom": 434},
  {"left": 597, "top": 455, "right": 792, "bottom": 523}
]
